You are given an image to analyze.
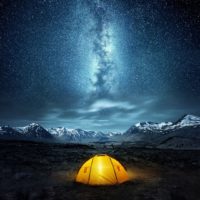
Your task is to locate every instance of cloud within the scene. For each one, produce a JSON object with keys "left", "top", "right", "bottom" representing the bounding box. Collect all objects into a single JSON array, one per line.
[
  {"left": 39, "top": 98, "right": 149, "bottom": 131},
  {"left": 88, "top": 99, "right": 135, "bottom": 112},
  {"left": 1, "top": 93, "right": 199, "bottom": 132}
]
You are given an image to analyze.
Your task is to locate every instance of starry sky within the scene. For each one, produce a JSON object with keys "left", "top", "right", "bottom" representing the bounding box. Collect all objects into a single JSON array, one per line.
[{"left": 1, "top": 0, "right": 200, "bottom": 132}]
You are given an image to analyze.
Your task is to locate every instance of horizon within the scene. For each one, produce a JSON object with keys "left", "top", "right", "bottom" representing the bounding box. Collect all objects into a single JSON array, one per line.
[{"left": 1, "top": 113, "right": 199, "bottom": 133}]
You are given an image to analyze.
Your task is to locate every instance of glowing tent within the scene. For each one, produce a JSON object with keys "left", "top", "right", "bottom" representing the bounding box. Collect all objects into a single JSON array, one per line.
[{"left": 76, "top": 154, "right": 129, "bottom": 185}]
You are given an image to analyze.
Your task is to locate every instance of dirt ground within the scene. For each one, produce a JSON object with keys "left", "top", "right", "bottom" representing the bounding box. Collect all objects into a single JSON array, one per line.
[{"left": 0, "top": 140, "right": 200, "bottom": 200}]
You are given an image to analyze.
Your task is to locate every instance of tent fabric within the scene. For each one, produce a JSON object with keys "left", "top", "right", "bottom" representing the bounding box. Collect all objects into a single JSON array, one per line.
[{"left": 76, "top": 154, "right": 129, "bottom": 185}]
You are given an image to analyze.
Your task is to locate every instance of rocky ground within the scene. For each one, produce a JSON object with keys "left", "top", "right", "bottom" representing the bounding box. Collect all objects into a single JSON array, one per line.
[{"left": 0, "top": 140, "right": 200, "bottom": 200}]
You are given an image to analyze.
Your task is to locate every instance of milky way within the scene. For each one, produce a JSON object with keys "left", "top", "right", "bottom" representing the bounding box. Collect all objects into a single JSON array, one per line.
[
  {"left": 1, "top": 0, "right": 200, "bottom": 131},
  {"left": 75, "top": 0, "right": 119, "bottom": 99},
  {"left": 88, "top": 0, "right": 116, "bottom": 98}
]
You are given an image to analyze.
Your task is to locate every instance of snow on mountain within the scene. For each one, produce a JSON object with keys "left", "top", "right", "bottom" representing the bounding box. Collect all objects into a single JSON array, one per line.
[
  {"left": 22, "top": 123, "right": 53, "bottom": 139},
  {"left": 123, "top": 114, "right": 200, "bottom": 149},
  {"left": 171, "top": 114, "right": 200, "bottom": 128},
  {"left": 135, "top": 121, "right": 173, "bottom": 132},
  {"left": 0, "top": 126, "right": 22, "bottom": 137},
  {"left": 48, "top": 127, "right": 109, "bottom": 142},
  {"left": 106, "top": 131, "right": 122, "bottom": 137},
  {"left": 0, "top": 123, "right": 116, "bottom": 143},
  {"left": 0, "top": 114, "right": 200, "bottom": 148},
  {"left": 125, "top": 114, "right": 200, "bottom": 135},
  {"left": 0, "top": 123, "right": 53, "bottom": 140}
]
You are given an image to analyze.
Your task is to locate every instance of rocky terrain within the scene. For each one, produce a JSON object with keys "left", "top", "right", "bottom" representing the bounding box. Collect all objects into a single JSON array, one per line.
[{"left": 0, "top": 140, "right": 200, "bottom": 200}]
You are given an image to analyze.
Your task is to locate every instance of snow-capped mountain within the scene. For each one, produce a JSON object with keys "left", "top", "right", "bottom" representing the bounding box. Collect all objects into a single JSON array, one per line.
[
  {"left": 0, "top": 114, "right": 200, "bottom": 149},
  {"left": 0, "top": 123, "right": 53, "bottom": 140},
  {"left": 171, "top": 114, "right": 200, "bottom": 128},
  {"left": 48, "top": 127, "right": 111, "bottom": 142},
  {"left": 125, "top": 115, "right": 200, "bottom": 134},
  {"left": 22, "top": 123, "right": 53, "bottom": 139},
  {"left": 122, "top": 114, "right": 200, "bottom": 149},
  {"left": 0, "top": 126, "right": 22, "bottom": 137},
  {"left": 125, "top": 121, "right": 173, "bottom": 135},
  {"left": 0, "top": 123, "right": 114, "bottom": 142}
]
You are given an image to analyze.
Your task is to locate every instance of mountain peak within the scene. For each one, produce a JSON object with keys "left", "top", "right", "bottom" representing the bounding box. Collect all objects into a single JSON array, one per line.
[
  {"left": 175, "top": 114, "right": 200, "bottom": 124},
  {"left": 22, "top": 123, "right": 52, "bottom": 139},
  {"left": 176, "top": 114, "right": 200, "bottom": 127},
  {"left": 182, "top": 114, "right": 200, "bottom": 121},
  {"left": 125, "top": 114, "right": 200, "bottom": 135},
  {"left": 28, "top": 123, "right": 41, "bottom": 127}
]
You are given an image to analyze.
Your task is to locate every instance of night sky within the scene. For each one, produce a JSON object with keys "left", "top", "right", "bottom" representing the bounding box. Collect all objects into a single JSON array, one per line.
[{"left": 1, "top": 0, "right": 200, "bottom": 132}]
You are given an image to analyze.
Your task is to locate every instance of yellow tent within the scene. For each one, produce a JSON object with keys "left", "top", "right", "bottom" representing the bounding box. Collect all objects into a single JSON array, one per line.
[{"left": 76, "top": 154, "right": 129, "bottom": 185}]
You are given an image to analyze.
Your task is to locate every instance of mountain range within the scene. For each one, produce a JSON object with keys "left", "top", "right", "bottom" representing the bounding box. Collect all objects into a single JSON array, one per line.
[
  {"left": 0, "top": 123, "right": 119, "bottom": 142},
  {"left": 0, "top": 114, "right": 200, "bottom": 149},
  {"left": 122, "top": 114, "right": 200, "bottom": 149}
]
